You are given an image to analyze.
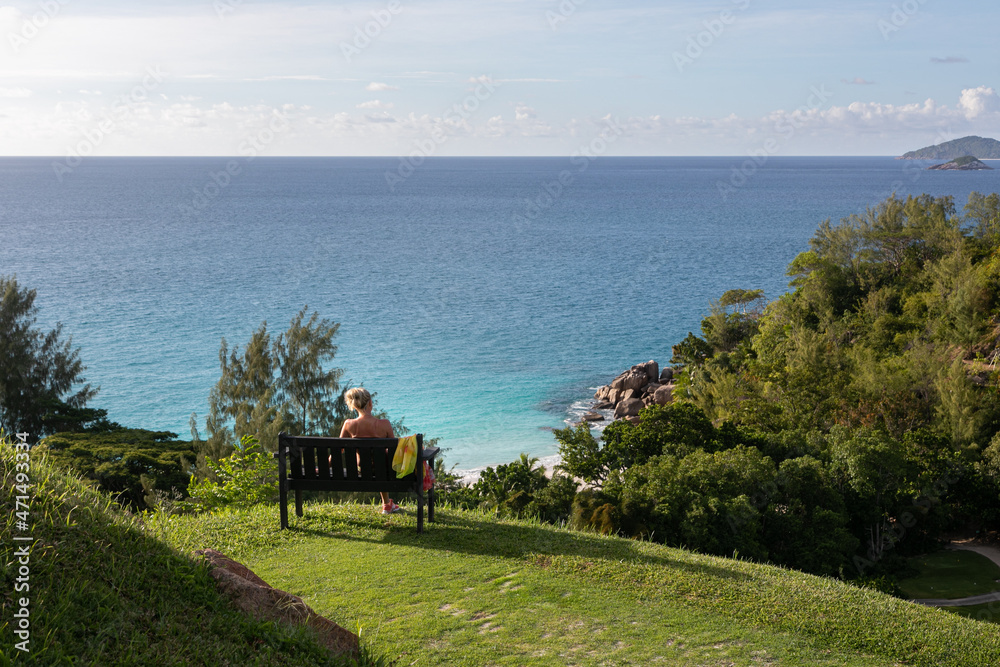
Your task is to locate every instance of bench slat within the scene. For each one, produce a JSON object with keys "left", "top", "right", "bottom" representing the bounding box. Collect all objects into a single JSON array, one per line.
[
  {"left": 345, "top": 446, "right": 359, "bottom": 478},
  {"left": 316, "top": 444, "right": 331, "bottom": 479},
  {"left": 303, "top": 446, "right": 316, "bottom": 480},
  {"left": 358, "top": 445, "right": 375, "bottom": 480}
]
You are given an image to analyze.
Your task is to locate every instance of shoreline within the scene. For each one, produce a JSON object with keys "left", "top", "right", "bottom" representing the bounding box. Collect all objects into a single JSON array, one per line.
[{"left": 453, "top": 359, "right": 674, "bottom": 485}]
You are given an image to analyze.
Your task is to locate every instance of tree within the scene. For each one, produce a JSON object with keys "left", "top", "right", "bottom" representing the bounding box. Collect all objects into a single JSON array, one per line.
[
  {"left": 192, "top": 307, "right": 349, "bottom": 479},
  {"left": 0, "top": 275, "right": 97, "bottom": 437},
  {"left": 275, "top": 307, "right": 345, "bottom": 435}
]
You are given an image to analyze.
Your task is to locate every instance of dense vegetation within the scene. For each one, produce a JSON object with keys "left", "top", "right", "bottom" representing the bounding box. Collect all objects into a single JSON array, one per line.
[
  {"left": 901, "top": 135, "right": 1000, "bottom": 159},
  {"left": 34, "top": 429, "right": 196, "bottom": 511},
  {"left": 448, "top": 192, "right": 1000, "bottom": 590}
]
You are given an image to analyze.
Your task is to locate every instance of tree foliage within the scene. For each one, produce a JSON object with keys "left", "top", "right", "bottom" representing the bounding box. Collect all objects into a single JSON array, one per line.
[
  {"left": 192, "top": 306, "right": 349, "bottom": 479},
  {"left": 37, "top": 429, "right": 196, "bottom": 511},
  {"left": 187, "top": 434, "right": 278, "bottom": 512},
  {"left": 0, "top": 275, "right": 98, "bottom": 437}
]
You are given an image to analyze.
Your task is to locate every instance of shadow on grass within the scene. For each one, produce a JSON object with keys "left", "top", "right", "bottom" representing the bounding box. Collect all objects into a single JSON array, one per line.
[{"left": 286, "top": 505, "right": 746, "bottom": 582}]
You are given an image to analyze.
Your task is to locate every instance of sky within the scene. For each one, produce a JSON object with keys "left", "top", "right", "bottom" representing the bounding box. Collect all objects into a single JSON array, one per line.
[{"left": 0, "top": 0, "right": 997, "bottom": 156}]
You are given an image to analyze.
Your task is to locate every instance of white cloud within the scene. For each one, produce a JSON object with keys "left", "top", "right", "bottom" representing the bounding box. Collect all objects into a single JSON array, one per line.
[
  {"left": 0, "top": 87, "right": 32, "bottom": 98},
  {"left": 2, "top": 83, "right": 999, "bottom": 157},
  {"left": 958, "top": 86, "right": 1000, "bottom": 118},
  {"left": 366, "top": 82, "right": 399, "bottom": 92}
]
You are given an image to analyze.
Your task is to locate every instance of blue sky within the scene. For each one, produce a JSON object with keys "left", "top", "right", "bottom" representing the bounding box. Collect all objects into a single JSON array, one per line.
[{"left": 0, "top": 0, "right": 997, "bottom": 155}]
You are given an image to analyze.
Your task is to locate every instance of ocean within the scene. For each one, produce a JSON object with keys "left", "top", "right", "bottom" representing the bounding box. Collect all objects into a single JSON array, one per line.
[{"left": 1, "top": 156, "right": 997, "bottom": 473}]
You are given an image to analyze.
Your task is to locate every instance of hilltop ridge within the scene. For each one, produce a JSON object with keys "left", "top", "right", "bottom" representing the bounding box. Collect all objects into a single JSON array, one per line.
[{"left": 900, "top": 135, "right": 1000, "bottom": 159}]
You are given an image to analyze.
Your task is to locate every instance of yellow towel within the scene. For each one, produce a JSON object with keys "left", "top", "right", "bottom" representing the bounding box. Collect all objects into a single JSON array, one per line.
[{"left": 392, "top": 435, "right": 418, "bottom": 478}]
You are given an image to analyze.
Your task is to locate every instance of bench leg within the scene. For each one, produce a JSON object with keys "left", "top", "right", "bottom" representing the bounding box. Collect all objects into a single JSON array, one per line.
[
  {"left": 279, "top": 483, "right": 288, "bottom": 530},
  {"left": 295, "top": 489, "right": 303, "bottom": 518},
  {"left": 428, "top": 488, "right": 435, "bottom": 523}
]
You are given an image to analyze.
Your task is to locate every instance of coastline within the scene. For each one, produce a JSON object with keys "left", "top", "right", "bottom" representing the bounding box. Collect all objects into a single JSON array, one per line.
[{"left": 453, "top": 359, "right": 673, "bottom": 485}]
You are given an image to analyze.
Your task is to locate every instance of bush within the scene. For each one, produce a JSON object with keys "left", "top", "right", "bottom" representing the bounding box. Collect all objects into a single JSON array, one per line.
[
  {"left": 37, "top": 428, "right": 195, "bottom": 511},
  {"left": 187, "top": 434, "right": 277, "bottom": 512}
]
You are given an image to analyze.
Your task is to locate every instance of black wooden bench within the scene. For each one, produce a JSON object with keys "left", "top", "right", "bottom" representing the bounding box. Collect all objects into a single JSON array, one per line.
[{"left": 276, "top": 432, "right": 439, "bottom": 532}]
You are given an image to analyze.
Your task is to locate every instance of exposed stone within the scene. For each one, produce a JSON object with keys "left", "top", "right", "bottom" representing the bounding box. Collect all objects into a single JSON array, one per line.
[
  {"left": 635, "top": 360, "right": 659, "bottom": 384},
  {"left": 195, "top": 549, "right": 359, "bottom": 659},
  {"left": 625, "top": 415, "right": 642, "bottom": 424},
  {"left": 614, "top": 397, "right": 644, "bottom": 419},
  {"left": 582, "top": 411, "right": 605, "bottom": 422},
  {"left": 643, "top": 382, "right": 660, "bottom": 396},
  {"left": 653, "top": 383, "right": 674, "bottom": 405},
  {"left": 593, "top": 399, "right": 614, "bottom": 410},
  {"left": 622, "top": 387, "right": 640, "bottom": 403},
  {"left": 611, "top": 370, "right": 647, "bottom": 393},
  {"left": 659, "top": 367, "right": 674, "bottom": 383}
]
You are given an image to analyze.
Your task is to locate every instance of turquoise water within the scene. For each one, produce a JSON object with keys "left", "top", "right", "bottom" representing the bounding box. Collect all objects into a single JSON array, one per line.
[{"left": 1, "top": 156, "right": 997, "bottom": 471}]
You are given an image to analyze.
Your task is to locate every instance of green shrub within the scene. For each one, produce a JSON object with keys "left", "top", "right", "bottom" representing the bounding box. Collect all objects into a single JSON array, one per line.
[
  {"left": 187, "top": 434, "right": 277, "bottom": 511},
  {"left": 37, "top": 428, "right": 195, "bottom": 511}
]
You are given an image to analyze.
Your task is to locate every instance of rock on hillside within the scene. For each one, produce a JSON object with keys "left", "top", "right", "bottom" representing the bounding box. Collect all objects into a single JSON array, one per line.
[{"left": 196, "top": 549, "right": 359, "bottom": 659}]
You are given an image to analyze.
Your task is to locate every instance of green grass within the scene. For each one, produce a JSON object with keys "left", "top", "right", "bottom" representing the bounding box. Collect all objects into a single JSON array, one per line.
[
  {"left": 897, "top": 550, "right": 1000, "bottom": 600},
  {"left": 7, "top": 436, "right": 1000, "bottom": 667},
  {"left": 0, "top": 438, "right": 381, "bottom": 666},
  {"left": 151, "top": 500, "right": 1000, "bottom": 667}
]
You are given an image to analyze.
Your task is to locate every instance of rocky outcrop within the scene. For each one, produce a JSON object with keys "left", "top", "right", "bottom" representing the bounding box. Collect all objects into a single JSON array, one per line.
[
  {"left": 927, "top": 155, "right": 993, "bottom": 170},
  {"left": 592, "top": 359, "right": 676, "bottom": 425},
  {"left": 195, "top": 549, "right": 359, "bottom": 659}
]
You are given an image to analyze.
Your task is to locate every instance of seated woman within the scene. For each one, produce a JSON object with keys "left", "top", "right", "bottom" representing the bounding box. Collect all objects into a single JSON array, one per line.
[{"left": 340, "top": 387, "right": 402, "bottom": 515}]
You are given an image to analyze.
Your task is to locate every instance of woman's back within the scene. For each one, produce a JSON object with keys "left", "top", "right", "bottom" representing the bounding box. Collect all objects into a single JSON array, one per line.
[{"left": 341, "top": 414, "right": 393, "bottom": 438}]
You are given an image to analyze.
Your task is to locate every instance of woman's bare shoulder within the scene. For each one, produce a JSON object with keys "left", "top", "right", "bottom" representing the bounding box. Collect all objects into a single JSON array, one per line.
[{"left": 378, "top": 418, "right": 394, "bottom": 437}]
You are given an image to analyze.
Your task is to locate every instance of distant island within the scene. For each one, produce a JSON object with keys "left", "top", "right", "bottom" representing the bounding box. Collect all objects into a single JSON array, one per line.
[
  {"left": 927, "top": 155, "right": 994, "bottom": 171},
  {"left": 899, "top": 135, "right": 1000, "bottom": 159}
]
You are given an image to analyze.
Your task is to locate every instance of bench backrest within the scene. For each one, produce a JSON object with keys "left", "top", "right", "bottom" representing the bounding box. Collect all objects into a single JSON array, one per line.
[{"left": 277, "top": 433, "right": 424, "bottom": 484}]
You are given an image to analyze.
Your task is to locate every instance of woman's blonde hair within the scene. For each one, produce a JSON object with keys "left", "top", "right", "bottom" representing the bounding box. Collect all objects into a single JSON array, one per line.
[{"left": 345, "top": 387, "right": 372, "bottom": 412}]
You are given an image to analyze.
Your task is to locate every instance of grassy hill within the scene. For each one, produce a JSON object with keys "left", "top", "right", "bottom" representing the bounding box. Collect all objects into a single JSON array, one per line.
[
  {"left": 5, "top": 439, "right": 1000, "bottom": 666},
  {"left": 0, "top": 437, "right": 375, "bottom": 666}
]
